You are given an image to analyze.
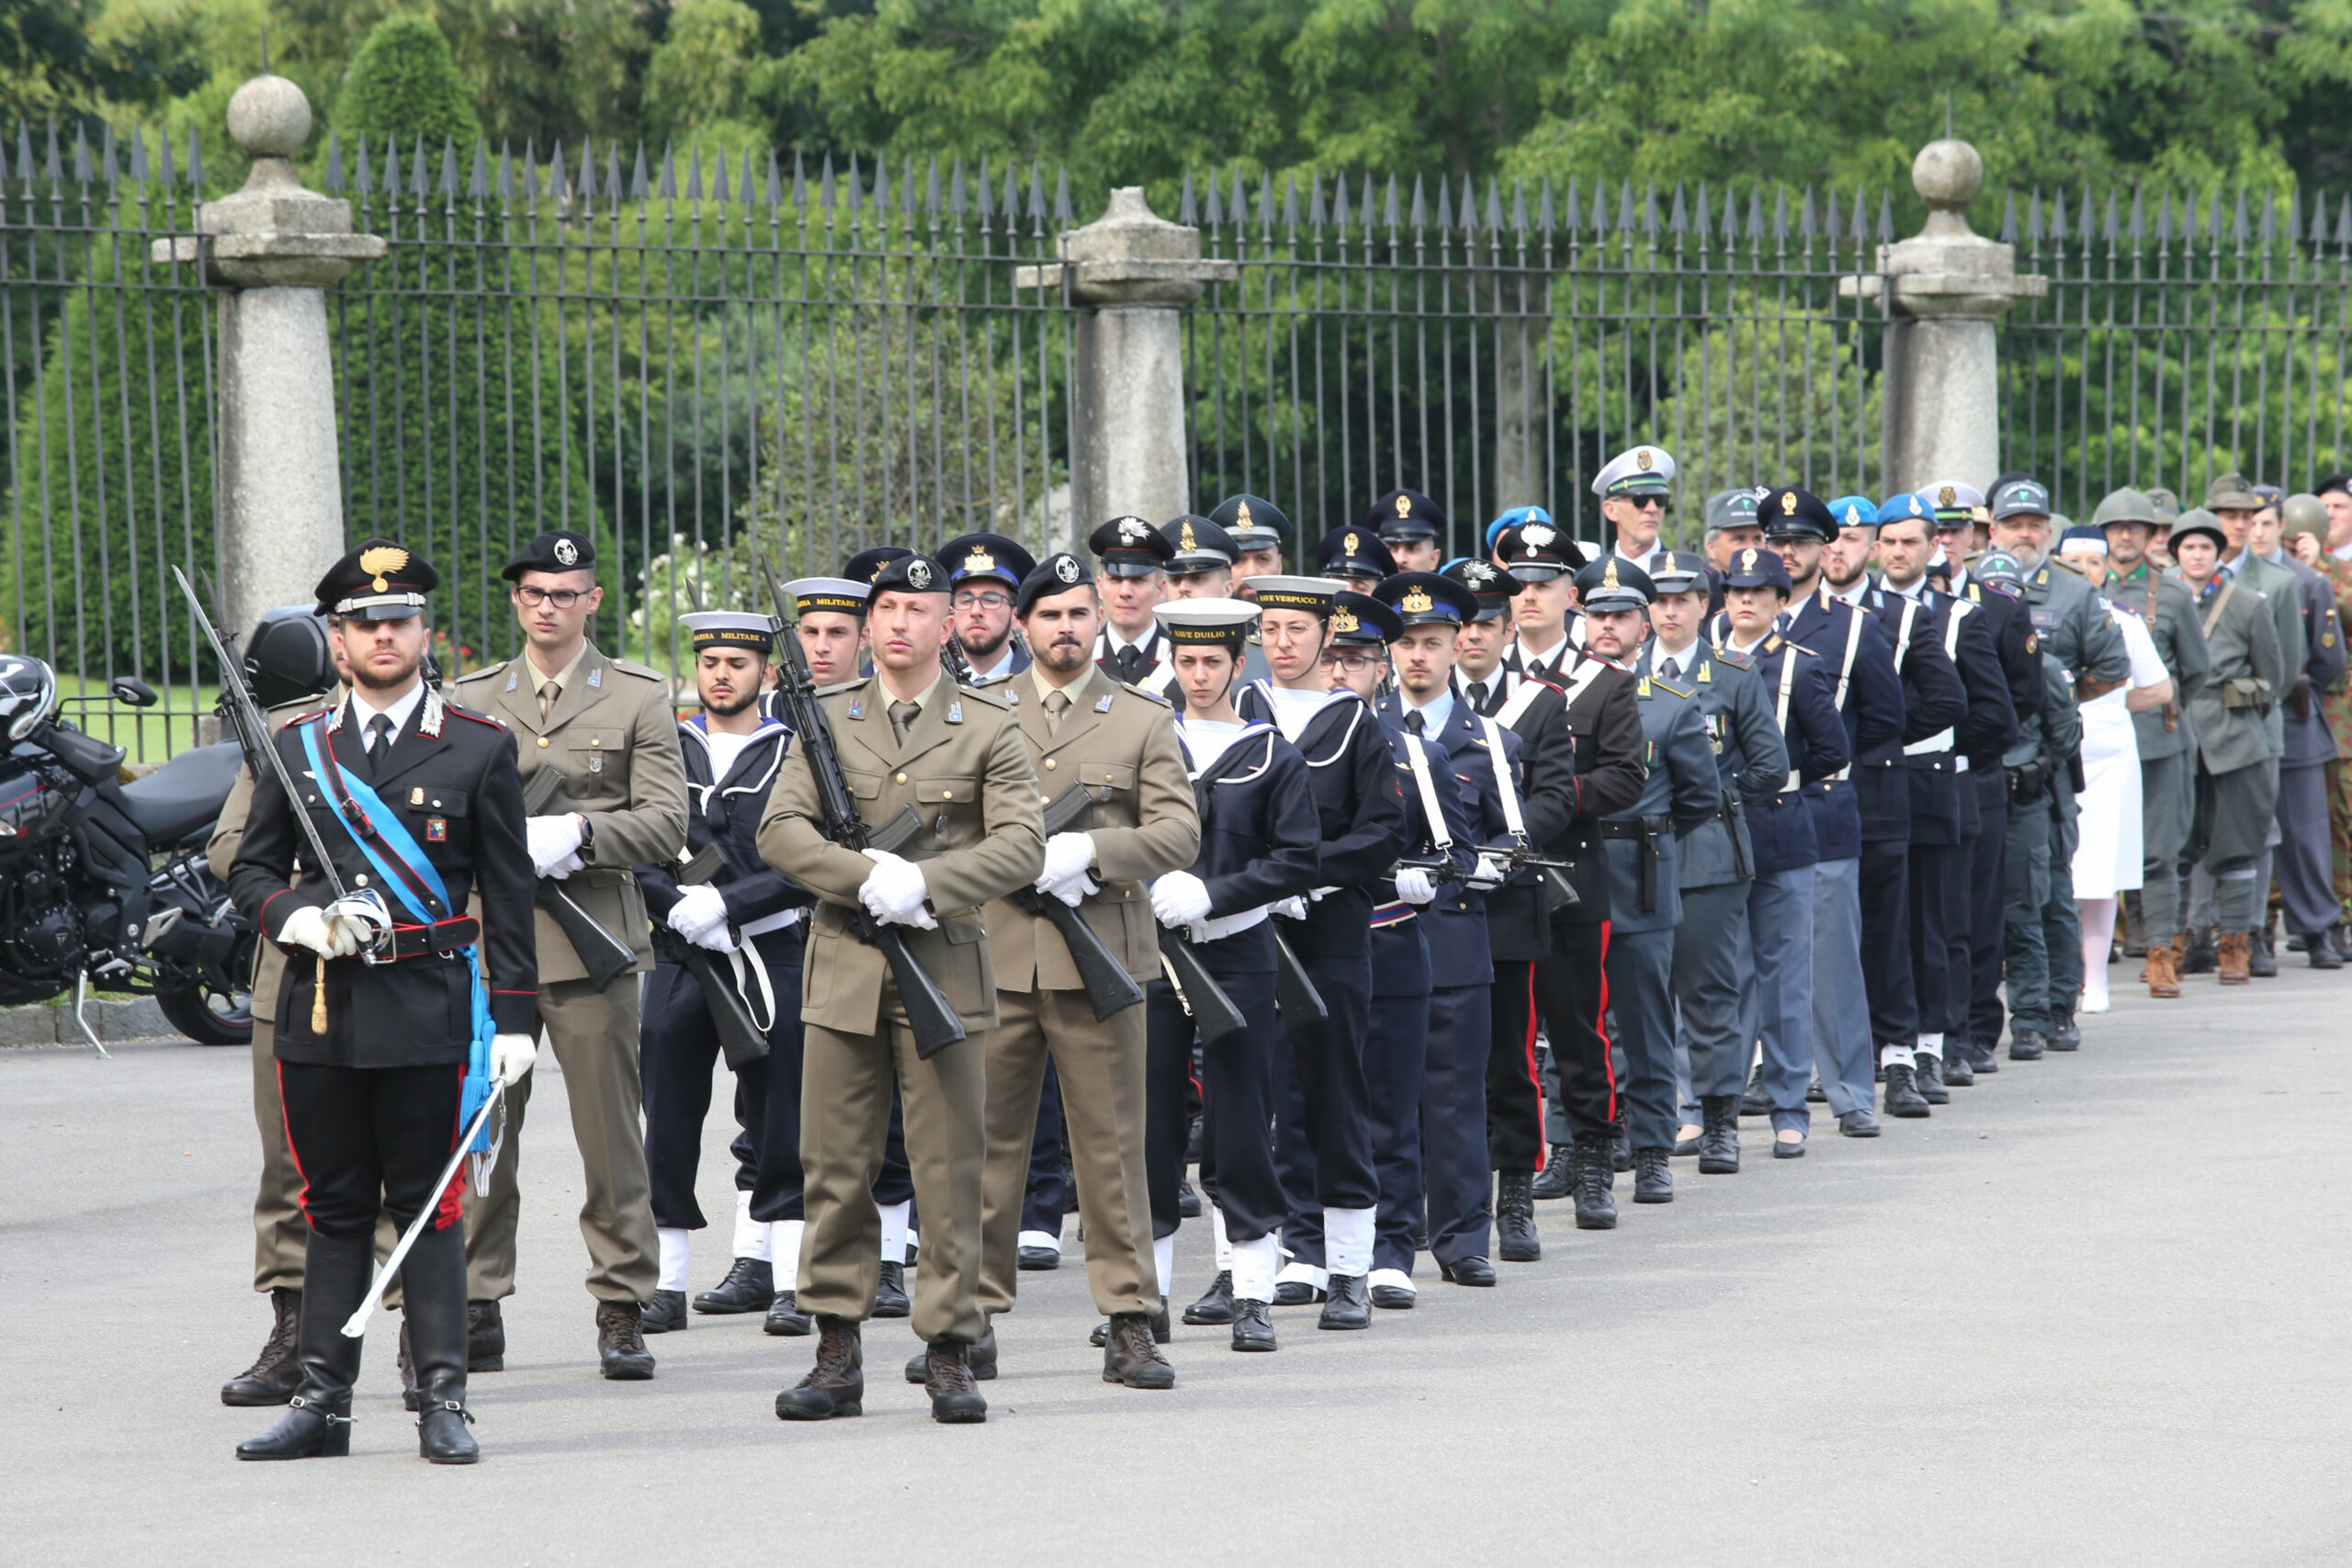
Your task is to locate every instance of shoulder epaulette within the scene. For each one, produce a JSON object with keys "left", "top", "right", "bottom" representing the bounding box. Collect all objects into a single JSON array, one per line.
[
  {"left": 1713, "top": 647, "right": 1753, "bottom": 670},
  {"left": 456, "top": 660, "right": 508, "bottom": 684},
  {"left": 956, "top": 682, "right": 1011, "bottom": 710},
  {"left": 445, "top": 704, "right": 508, "bottom": 732},
  {"left": 1122, "top": 681, "right": 1172, "bottom": 706},
  {"left": 815, "top": 676, "right": 870, "bottom": 698},
  {"left": 1652, "top": 676, "right": 1695, "bottom": 698},
  {"left": 608, "top": 657, "right": 666, "bottom": 682}
]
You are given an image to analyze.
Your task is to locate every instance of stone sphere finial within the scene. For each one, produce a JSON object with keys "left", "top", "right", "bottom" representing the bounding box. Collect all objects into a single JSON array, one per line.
[
  {"left": 226, "top": 74, "right": 312, "bottom": 160},
  {"left": 1912, "top": 138, "right": 1984, "bottom": 212}
]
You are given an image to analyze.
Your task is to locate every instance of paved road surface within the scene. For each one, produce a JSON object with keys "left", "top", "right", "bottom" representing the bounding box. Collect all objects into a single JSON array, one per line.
[{"left": 5, "top": 962, "right": 2347, "bottom": 1565}]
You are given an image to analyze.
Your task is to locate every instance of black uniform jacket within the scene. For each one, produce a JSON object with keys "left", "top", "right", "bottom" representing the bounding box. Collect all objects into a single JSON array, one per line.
[
  {"left": 1379, "top": 694, "right": 1517, "bottom": 988},
  {"left": 638, "top": 714, "right": 812, "bottom": 933},
  {"left": 1176, "top": 720, "right": 1322, "bottom": 976},
  {"left": 1456, "top": 669, "right": 1583, "bottom": 957},
  {"left": 1235, "top": 682, "right": 1410, "bottom": 961},
  {"left": 1533, "top": 653, "right": 1648, "bottom": 927},
  {"left": 1723, "top": 633, "right": 1850, "bottom": 874},
  {"left": 229, "top": 687, "right": 538, "bottom": 1067}
]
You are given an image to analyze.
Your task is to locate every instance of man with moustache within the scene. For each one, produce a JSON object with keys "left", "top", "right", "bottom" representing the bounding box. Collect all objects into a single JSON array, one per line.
[{"left": 938, "top": 532, "right": 1037, "bottom": 688}]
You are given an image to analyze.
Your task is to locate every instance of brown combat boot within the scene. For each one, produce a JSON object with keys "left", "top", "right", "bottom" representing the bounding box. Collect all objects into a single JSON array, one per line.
[
  {"left": 1103, "top": 1312, "right": 1176, "bottom": 1390},
  {"left": 221, "top": 1287, "right": 303, "bottom": 1406},
  {"left": 923, "top": 1340, "right": 989, "bottom": 1424},
  {"left": 775, "top": 1315, "right": 864, "bottom": 1420},
  {"left": 2218, "top": 931, "right": 2252, "bottom": 985},
  {"left": 2145, "top": 939, "right": 2181, "bottom": 998}
]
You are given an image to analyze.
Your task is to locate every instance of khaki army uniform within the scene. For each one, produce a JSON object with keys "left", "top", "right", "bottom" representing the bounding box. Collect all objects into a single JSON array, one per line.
[
  {"left": 2316, "top": 553, "right": 2352, "bottom": 915},
  {"left": 454, "top": 640, "right": 689, "bottom": 1306},
  {"left": 2172, "top": 570, "right": 2286, "bottom": 961},
  {"left": 208, "top": 694, "right": 341, "bottom": 1297},
  {"left": 978, "top": 663, "right": 1198, "bottom": 1321},
  {"left": 757, "top": 668, "right": 1044, "bottom": 1345}
]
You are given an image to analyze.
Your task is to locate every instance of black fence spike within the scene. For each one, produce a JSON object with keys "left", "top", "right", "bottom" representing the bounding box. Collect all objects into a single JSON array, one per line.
[
  {"left": 45, "top": 119, "right": 61, "bottom": 183},
  {"left": 469, "top": 140, "right": 490, "bottom": 199},
  {"left": 872, "top": 152, "right": 888, "bottom": 212},
  {"left": 2336, "top": 193, "right": 2352, "bottom": 249},
  {"left": 1435, "top": 175, "right": 1453, "bottom": 230},
  {"left": 71, "top": 121, "right": 86, "bottom": 184},
  {"left": 2309, "top": 189, "right": 2326, "bottom": 246},
  {"left": 2259, "top": 187, "right": 2276, "bottom": 243},
  {"left": 623, "top": 141, "right": 643, "bottom": 202},
  {"left": 1641, "top": 180, "right": 1657, "bottom": 235},
  {"left": 759, "top": 150, "right": 777, "bottom": 209},
  {"left": 320, "top": 128, "right": 339, "bottom": 192},
  {"left": 1284, "top": 170, "right": 1301, "bottom": 230},
  {"left": 899, "top": 159, "right": 914, "bottom": 220},
  {"left": 1052, "top": 164, "right": 1070, "bottom": 222},
  {"left": 1539, "top": 176, "right": 1555, "bottom": 233},
  {"left": 1693, "top": 180, "right": 1711, "bottom": 238},
  {"left": 2050, "top": 186, "right": 2068, "bottom": 243},
  {"left": 1745, "top": 183, "right": 1764, "bottom": 240},
  {"left": 434, "top": 137, "right": 455, "bottom": 197},
  {"left": 128, "top": 123, "right": 147, "bottom": 184},
  {"left": 657, "top": 142, "right": 675, "bottom": 200},
  {"left": 789, "top": 149, "right": 804, "bottom": 210},
  {"left": 953, "top": 157, "right": 969, "bottom": 218},
  {"left": 819, "top": 152, "right": 834, "bottom": 211},
  {"left": 1304, "top": 170, "right": 1321, "bottom": 228},
  {"left": 100, "top": 120, "right": 116, "bottom": 183},
  {"left": 1849, "top": 186, "right": 1867, "bottom": 245},
  {"left": 1027, "top": 160, "right": 1046, "bottom": 223},
  {"left": 1798, "top": 185, "right": 1816, "bottom": 240},
  {"left": 2130, "top": 185, "right": 2144, "bottom": 243},
  {"left": 406, "top": 135, "right": 425, "bottom": 197},
  {"left": 1668, "top": 181, "right": 1687, "bottom": 236},
  {"left": 1876, "top": 186, "right": 1894, "bottom": 242},
  {"left": 1204, "top": 168, "right": 1222, "bottom": 227},
  {"left": 1386, "top": 172, "right": 1403, "bottom": 229},
  {"left": 1410, "top": 172, "right": 1425, "bottom": 230},
  {"left": 1615, "top": 177, "right": 1633, "bottom": 233},
  {"left": 185, "top": 126, "right": 200, "bottom": 191},
  {"left": 548, "top": 139, "right": 568, "bottom": 202},
  {"left": 713, "top": 148, "right": 731, "bottom": 205},
  {"left": 2102, "top": 187, "right": 2119, "bottom": 243},
  {"left": 1329, "top": 174, "right": 1347, "bottom": 230},
  {"left": 1772, "top": 185, "right": 1789, "bottom": 242},
  {"left": 689, "top": 144, "right": 707, "bottom": 202},
  {"left": 1998, "top": 189, "right": 2017, "bottom": 244},
  {"left": 1002, "top": 160, "right": 1021, "bottom": 223},
  {"left": 2207, "top": 186, "right": 2224, "bottom": 245},
  {"left": 926, "top": 154, "right": 941, "bottom": 216},
  {"left": 2231, "top": 185, "right": 2249, "bottom": 243},
  {"left": 1513, "top": 177, "right": 1529, "bottom": 232},
  {"left": 2154, "top": 188, "right": 2171, "bottom": 243},
  {"left": 150, "top": 123, "right": 167, "bottom": 187},
  {"left": 1487, "top": 178, "right": 1503, "bottom": 232},
  {"left": 605, "top": 143, "right": 623, "bottom": 204}
]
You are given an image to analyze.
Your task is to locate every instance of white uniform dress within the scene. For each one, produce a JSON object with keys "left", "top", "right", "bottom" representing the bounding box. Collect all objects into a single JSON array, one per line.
[{"left": 2071, "top": 606, "right": 2170, "bottom": 898}]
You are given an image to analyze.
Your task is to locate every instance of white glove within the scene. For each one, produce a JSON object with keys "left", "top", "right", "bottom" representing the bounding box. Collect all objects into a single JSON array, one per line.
[
  {"left": 1149, "top": 871, "right": 1213, "bottom": 928},
  {"left": 527, "top": 814, "right": 586, "bottom": 879},
  {"left": 1467, "top": 851, "right": 1511, "bottom": 891},
  {"left": 1395, "top": 867, "right": 1438, "bottom": 906},
  {"left": 857, "top": 849, "right": 936, "bottom": 929},
  {"left": 1272, "top": 896, "right": 1308, "bottom": 921},
  {"left": 322, "top": 893, "right": 391, "bottom": 954},
  {"left": 1037, "top": 832, "right": 1097, "bottom": 894},
  {"left": 667, "top": 885, "right": 730, "bottom": 942},
  {"left": 277, "top": 904, "right": 356, "bottom": 959},
  {"left": 490, "top": 1032, "right": 537, "bottom": 1086}
]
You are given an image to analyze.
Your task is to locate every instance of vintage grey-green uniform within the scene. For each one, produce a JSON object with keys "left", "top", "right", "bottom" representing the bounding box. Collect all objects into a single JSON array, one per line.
[
  {"left": 757, "top": 581, "right": 1045, "bottom": 1371},
  {"left": 2095, "top": 487, "right": 2212, "bottom": 958},
  {"left": 974, "top": 555, "right": 1200, "bottom": 1372},
  {"left": 453, "top": 533, "right": 689, "bottom": 1356},
  {"left": 2168, "top": 512, "right": 2285, "bottom": 953}
]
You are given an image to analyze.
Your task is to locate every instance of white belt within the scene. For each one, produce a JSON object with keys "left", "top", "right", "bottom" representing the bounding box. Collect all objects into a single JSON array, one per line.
[
  {"left": 1193, "top": 906, "right": 1270, "bottom": 942},
  {"left": 739, "top": 908, "right": 802, "bottom": 939}
]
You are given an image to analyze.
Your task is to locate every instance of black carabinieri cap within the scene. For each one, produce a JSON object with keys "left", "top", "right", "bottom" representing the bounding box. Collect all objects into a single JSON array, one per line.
[
  {"left": 1493, "top": 519, "right": 1586, "bottom": 581},
  {"left": 1016, "top": 552, "right": 1094, "bottom": 615},
  {"left": 1089, "top": 514, "right": 1177, "bottom": 578},
  {"left": 320, "top": 539, "right": 437, "bottom": 619},
  {"left": 1757, "top": 486, "right": 1835, "bottom": 542},
  {"left": 502, "top": 529, "right": 595, "bottom": 581},
  {"left": 1442, "top": 558, "right": 1519, "bottom": 622},
  {"left": 1370, "top": 488, "right": 1445, "bottom": 543}
]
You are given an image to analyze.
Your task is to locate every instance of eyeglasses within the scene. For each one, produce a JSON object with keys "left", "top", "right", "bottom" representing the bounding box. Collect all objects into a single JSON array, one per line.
[
  {"left": 952, "top": 591, "right": 1012, "bottom": 610},
  {"left": 1317, "top": 651, "right": 1384, "bottom": 673},
  {"left": 514, "top": 585, "right": 589, "bottom": 609}
]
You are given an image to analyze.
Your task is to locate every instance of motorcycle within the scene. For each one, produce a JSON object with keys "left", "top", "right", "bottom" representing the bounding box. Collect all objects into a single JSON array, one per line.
[{"left": 0, "top": 653, "right": 256, "bottom": 1044}]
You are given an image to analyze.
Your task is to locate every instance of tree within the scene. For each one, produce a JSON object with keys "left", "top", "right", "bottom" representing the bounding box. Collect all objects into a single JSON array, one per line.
[{"left": 332, "top": 9, "right": 481, "bottom": 146}]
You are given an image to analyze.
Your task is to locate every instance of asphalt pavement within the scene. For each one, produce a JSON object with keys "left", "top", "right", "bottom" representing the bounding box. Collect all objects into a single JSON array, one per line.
[{"left": 5, "top": 955, "right": 2349, "bottom": 1566}]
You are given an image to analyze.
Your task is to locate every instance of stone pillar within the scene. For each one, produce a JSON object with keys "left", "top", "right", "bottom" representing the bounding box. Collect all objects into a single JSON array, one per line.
[
  {"left": 1847, "top": 139, "right": 2045, "bottom": 495},
  {"left": 1493, "top": 313, "right": 1544, "bottom": 518},
  {"left": 154, "top": 75, "right": 384, "bottom": 643},
  {"left": 1019, "top": 189, "right": 1235, "bottom": 552}
]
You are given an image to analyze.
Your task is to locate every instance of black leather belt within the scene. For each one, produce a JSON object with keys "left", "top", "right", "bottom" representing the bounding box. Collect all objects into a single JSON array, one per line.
[
  {"left": 1597, "top": 815, "right": 1667, "bottom": 911},
  {"left": 387, "top": 917, "right": 480, "bottom": 959}
]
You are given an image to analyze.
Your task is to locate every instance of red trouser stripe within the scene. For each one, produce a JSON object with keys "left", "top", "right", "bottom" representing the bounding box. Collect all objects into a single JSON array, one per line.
[
  {"left": 276, "top": 1061, "right": 313, "bottom": 1227},
  {"left": 1516, "top": 962, "right": 1546, "bottom": 1171},
  {"left": 434, "top": 1066, "right": 470, "bottom": 1231}
]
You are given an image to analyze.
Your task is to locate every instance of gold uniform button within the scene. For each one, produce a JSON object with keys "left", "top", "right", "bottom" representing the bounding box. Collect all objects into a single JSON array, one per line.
[
  {"left": 1044, "top": 757, "right": 1057, "bottom": 770},
  {"left": 894, "top": 772, "right": 908, "bottom": 784},
  {"left": 537, "top": 737, "right": 549, "bottom": 748},
  {"left": 941, "top": 790, "right": 954, "bottom": 800}
]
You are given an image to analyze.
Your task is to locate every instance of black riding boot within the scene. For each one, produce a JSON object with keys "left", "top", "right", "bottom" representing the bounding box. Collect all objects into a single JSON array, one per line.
[
  {"left": 402, "top": 1219, "right": 480, "bottom": 1464},
  {"left": 236, "top": 1231, "right": 369, "bottom": 1461}
]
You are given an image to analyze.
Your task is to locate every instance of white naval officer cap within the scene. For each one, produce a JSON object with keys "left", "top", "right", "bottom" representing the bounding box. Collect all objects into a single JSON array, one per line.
[{"left": 1590, "top": 444, "right": 1676, "bottom": 498}]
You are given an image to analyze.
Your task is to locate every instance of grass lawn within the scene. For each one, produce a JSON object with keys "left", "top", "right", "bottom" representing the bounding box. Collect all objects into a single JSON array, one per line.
[{"left": 50, "top": 674, "right": 220, "bottom": 764}]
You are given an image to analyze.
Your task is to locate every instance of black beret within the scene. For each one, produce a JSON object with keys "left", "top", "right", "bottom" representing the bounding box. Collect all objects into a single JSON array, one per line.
[
  {"left": 1016, "top": 552, "right": 1095, "bottom": 615},
  {"left": 867, "top": 553, "right": 949, "bottom": 595},
  {"left": 502, "top": 529, "right": 594, "bottom": 581}
]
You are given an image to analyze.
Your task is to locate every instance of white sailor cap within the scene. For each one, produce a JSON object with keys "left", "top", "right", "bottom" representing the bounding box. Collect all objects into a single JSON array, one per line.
[
  {"left": 1153, "top": 596, "right": 1262, "bottom": 642},
  {"left": 783, "top": 576, "right": 871, "bottom": 617},
  {"left": 1590, "top": 444, "right": 1676, "bottom": 498},
  {"left": 678, "top": 611, "right": 775, "bottom": 651}
]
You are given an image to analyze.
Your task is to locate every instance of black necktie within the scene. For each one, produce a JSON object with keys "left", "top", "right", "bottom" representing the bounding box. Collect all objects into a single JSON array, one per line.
[
  {"left": 366, "top": 714, "right": 394, "bottom": 773},
  {"left": 1406, "top": 710, "right": 1426, "bottom": 737},
  {"left": 1660, "top": 657, "right": 1680, "bottom": 682},
  {"left": 1466, "top": 680, "right": 1488, "bottom": 713}
]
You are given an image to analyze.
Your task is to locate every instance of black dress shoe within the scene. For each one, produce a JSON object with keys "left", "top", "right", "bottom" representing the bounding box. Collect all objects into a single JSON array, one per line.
[
  {"left": 1438, "top": 1255, "right": 1496, "bottom": 1287},
  {"left": 1369, "top": 1283, "right": 1417, "bottom": 1309},
  {"left": 1183, "top": 1270, "right": 1237, "bottom": 1325},
  {"left": 2008, "top": 1028, "right": 2046, "bottom": 1061},
  {"left": 905, "top": 1325, "right": 997, "bottom": 1383},
  {"left": 2046, "top": 1012, "right": 2081, "bottom": 1051},
  {"left": 1968, "top": 1041, "right": 1999, "bottom": 1074},
  {"left": 1273, "top": 1279, "right": 1326, "bottom": 1306},
  {"left": 692, "top": 1257, "right": 774, "bottom": 1314},
  {"left": 1570, "top": 1134, "right": 1618, "bottom": 1230},
  {"left": 1318, "top": 1274, "right": 1371, "bottom": 1330},
  {"left": 1229, "top": 1299, "right": 1277, "bottom": 1351},
  {"left": 1771, "top": 1134, "right": 1806, "bottom": 1159},
  {"left": 1611, "top": 1134, "right": 1634, "bottom": 1172},
  {"left": 1883, "top": 1064, "right": 1931, "bottom": 1118},
  {"left": 1916, "top": 1054, "right": 1950, "bottom": 1104},
  {"left": 416, "top": 1396, "right": 478, "bottom": 1465},
  {"left": 1697, "top": 1095, "right": 1739, "bottom": 1176},
  {"left": 1838, "top": 1109, "right": 1882, "bottom": 1137},
  {"left": 1805, "top": 1079, "right": 1828, "bottom": 1103},
  {"left": 775, "top": 1317, "right": 863, "bottom": 1420},
  {"left": 1495, "top": 1169, "right": 1542, "bottom": 1261},
  {"left": 1672, "top": 1128, "right": 1702, "bottom": 1156},
  {"left": 640, "top": 1288, "right": 689, "bottom": 1335},
  {"left": 1944, "top": 1051, "right": 1975, "bottom": 1087},
  {"left": 1530, "top": 1145, "right": 1574, "bottom": 1200},
  {"left": 595, "top": 1301, "right": 656, "bottom": 1380},
  {"left": 764, "top": 1290, "right": 813, "bottom": 1337},
  {"left": 1176, "top": 1177, "right": 1202, "bottom": 1218},
  {"left": 873, "top": 1260, "right": 911, "bottom": 1318},
  {"left": 1740, "top": 1067, "right": 1770, "bottom": 1116},
  {"left": 1632, "top": 1146, "right": 1673, "bottom": 1203},
  {"left": 237, "top": 1391, "right": 353, "bottom": 1460},
  {"left": 467, "top": 1300, "right": 504, "bottom": 1372},
  {"left": 2312, "top": 930, "right": 2346, "bottom": 969},
  {"left": 222, "top": 1287, "right": 302, "bottom": 1406},
  {"left": 1017, "top": 1244, "right": 1061, "bottom": 1270}
]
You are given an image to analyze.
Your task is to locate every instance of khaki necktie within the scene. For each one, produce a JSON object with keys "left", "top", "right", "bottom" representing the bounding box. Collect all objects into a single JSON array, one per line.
[
  {"left": 888, "top": 699, "right": 921, "bottom": 746},
  {"left": 538, "top": 680, "right": 560, "bottom": 725},
  {"left": 1043, "top": 688, "right": 1069, "bottom": 738}
]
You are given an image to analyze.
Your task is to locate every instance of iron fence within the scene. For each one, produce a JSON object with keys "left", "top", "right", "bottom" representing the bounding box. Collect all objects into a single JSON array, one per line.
[{"left": 6, "top": 118, "right": 2352, "bottom": 761}]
